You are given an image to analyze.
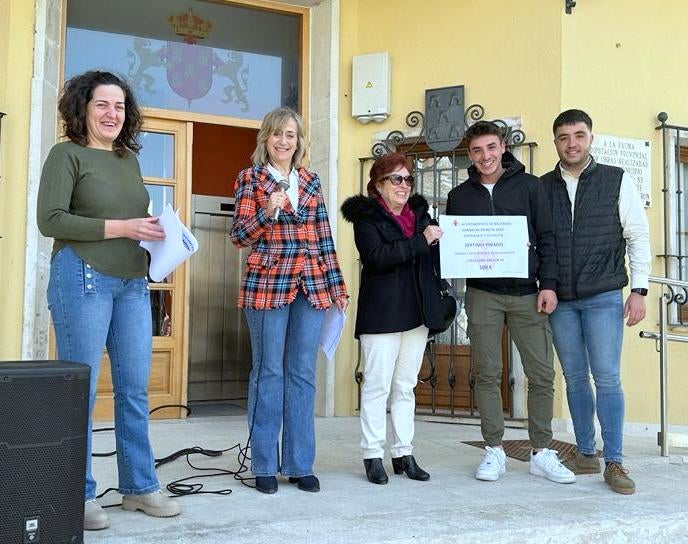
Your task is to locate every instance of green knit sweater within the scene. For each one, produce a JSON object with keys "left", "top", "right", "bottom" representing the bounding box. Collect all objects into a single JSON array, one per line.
[{"left": 37, "top": 141, "right": 150, "bottom": 278}]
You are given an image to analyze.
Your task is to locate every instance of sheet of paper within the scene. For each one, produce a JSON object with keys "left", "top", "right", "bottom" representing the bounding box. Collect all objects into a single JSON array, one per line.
[
  {"left": 141, "top": 204, "right": 199, "bottom": 282},
  {"left": 438, "top": 215, "right": 529, "bottom": 279},
  {"left": 319, "top": 306, "right": 346, "bottom": 362}
]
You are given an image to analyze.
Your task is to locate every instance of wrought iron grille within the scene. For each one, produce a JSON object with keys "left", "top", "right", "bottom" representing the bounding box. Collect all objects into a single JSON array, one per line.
[
  {"left": 354, "top": 105, "right": 537, "bottom": 418},
  {"left": 656, "top": 112, "right": 688, "bottom": 324}
]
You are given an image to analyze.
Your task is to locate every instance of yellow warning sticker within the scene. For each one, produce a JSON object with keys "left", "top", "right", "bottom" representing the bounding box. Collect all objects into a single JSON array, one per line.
[{"left": 365, "top": 81, "right": 373, "bottom": 88}]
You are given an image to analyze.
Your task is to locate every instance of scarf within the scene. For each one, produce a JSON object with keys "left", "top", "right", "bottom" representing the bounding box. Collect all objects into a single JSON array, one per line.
[{"left": 377, "top": 197, "right": 416, "bottom": 238}]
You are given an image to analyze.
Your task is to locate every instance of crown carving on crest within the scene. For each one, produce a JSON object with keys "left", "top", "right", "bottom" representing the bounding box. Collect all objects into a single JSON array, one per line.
[{"left": 168, "top": 8, "right": 212, "bottom": 44}]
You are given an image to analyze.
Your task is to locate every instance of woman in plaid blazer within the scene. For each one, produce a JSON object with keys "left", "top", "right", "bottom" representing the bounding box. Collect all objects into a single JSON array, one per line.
[{"left": 229, "top": 107, "right": 348, "bottom": 494}]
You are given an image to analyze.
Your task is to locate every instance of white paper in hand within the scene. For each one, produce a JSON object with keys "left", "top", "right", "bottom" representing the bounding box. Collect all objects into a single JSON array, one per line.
[
  {"left": 319, "top": 306, "right": 346, "bottom": 362},
  {"left": 141, "top": 204, "right": 199, "bottom": 282}
]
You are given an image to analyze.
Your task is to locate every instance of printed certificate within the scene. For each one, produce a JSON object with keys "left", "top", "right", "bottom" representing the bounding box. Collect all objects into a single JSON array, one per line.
[{"left": 438, "top": 215, "right": 529, "bottom": 279}]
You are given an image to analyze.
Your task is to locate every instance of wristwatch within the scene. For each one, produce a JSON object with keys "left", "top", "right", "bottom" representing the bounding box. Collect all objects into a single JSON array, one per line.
[{"left": 631, "top": 288, "right": 648, "bottom": 296}]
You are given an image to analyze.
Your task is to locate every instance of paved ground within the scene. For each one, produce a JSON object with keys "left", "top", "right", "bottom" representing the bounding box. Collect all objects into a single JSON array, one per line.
[{"left": 85, "top": 415, "right": 688, "bottom": 544}]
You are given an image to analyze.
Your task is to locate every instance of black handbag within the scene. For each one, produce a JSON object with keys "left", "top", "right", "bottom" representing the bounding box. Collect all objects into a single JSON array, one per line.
[
  {"left": 428, "top": 277, "right": 458, "bottom": 336},
  {"left": 420, "top": 254, "right": 458, "bottom": 336}
]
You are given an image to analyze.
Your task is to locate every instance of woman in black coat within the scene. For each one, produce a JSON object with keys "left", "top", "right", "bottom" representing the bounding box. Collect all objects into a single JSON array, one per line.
[{"left": 341, "top": 152, "right": 443, "bottom": 484}]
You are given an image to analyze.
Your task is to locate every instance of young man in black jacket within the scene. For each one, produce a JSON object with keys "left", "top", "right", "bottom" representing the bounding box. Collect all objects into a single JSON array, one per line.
[{"left": 446, "top": 121, "right": 574, "bottom": 484}]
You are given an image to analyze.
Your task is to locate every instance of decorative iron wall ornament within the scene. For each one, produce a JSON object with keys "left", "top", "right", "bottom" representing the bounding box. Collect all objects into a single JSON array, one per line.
[
  {"left": 370, "top": 97, "right": 528, "bottom": 157},
  {"left": 492, "top": 119, "right": 526, "bottom": 146},
  {"left": 463, "top": 104, "right": 525, "bottom": 146},
  {"left": 464, "top": 103, "right": 484, "bottom": 125},
  {"left": 425, "top": 85, "right": 465, "bottom": 153},
  {"left": 371, "top": 110, "right": 425, "bottom": 157}
]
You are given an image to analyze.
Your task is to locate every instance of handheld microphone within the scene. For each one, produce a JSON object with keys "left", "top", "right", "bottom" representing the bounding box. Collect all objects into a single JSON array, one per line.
[{"left": 272, "top": 179, "right": 290, "bottom": 221}]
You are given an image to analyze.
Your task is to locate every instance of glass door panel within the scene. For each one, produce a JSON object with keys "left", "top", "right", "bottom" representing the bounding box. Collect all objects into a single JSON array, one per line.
[
  {"left": 145, "top": 183, "right": 175, "bottom": 217},
  {"left": 140, "top": 131, "right": 175, "bottom": 179},
  {"left": 150, "top": 289, "right": 174, "bottom": 337}
]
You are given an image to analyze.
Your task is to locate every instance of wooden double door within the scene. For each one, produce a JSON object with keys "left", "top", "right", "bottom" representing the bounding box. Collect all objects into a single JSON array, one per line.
[{"left": 92, "top": 117, "right": 191, "bottom": 421}]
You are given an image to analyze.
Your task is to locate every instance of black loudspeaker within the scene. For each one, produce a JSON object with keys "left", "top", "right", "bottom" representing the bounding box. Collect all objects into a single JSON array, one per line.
[{"left": 0, "top": 361, "right": 90, "bottom": 544}]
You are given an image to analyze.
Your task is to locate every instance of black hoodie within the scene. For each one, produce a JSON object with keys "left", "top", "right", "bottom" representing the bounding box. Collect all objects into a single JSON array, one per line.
[
  {"left": 341, "top": 193, "right": 442, "bottom": 338},
  {"left": 445, "top": 151, "right": 557, "bottom": 295}
]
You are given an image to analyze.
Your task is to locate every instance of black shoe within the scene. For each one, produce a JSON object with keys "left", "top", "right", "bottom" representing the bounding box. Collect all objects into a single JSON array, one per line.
[
  {"left": 288, "top": 475, "right": 320, "bottom": 492},
  {"left": 392, "top": 455, "right": 430, "bottom": 481},
  {"left": 363, "top": 458, "right": 388, "bottom": 484},
  {"left": 255, "top": 476, "right": 278, "bottom": 494}
]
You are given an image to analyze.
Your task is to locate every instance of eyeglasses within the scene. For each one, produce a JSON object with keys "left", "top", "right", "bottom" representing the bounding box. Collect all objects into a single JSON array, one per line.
[{"left": 381, "top": 174, "right": 415, "bottom": 187}]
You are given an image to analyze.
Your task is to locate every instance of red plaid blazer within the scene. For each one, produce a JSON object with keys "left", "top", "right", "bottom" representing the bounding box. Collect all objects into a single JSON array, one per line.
[{"left": 229, "top": 165, "right": 348, "bottom": 310}]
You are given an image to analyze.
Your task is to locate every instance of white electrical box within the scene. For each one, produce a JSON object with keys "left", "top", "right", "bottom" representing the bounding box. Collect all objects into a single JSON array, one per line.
[{"left": 352, "top": 52, "right": 391, "bottom": 123}]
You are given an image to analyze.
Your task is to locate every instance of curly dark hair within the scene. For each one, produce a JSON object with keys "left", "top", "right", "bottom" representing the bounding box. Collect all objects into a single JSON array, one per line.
[{"left": 58, "top": 71, "right": 142, "bottom": 157}]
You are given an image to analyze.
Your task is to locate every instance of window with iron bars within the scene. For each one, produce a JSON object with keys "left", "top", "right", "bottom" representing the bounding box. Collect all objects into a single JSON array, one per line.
[{"left": 659, "top": 125, "right": 688, "bottom": 325}]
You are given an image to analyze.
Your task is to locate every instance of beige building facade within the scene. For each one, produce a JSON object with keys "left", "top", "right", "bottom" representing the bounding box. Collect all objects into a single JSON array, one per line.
[{"left": 1, "top": 0, "right": 687, "bottom": 442}]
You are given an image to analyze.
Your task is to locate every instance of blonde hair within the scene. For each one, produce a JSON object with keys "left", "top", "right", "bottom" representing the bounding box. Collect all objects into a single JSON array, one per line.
[{"left": 251, "top": 107, "right": 307, "bottom": 168}]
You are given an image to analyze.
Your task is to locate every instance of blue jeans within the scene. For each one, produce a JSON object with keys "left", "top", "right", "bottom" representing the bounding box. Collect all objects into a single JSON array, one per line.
[
  {"left": 244, "top": 291, "right": 326, "bottom": 477},
  {"left": 549, "top": 289, "right": 625, "bottom": 463},
  {"left": 47, "top": 247, "right": 160, "bottom": 500}
]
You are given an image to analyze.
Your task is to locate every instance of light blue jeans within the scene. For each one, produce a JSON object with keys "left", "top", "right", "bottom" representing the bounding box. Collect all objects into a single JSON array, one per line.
[
  {"left": 244, "top": 291, "right": 326, "bottom": 477},
  {"left": 47, "top": 246, "right": 160, "bottom": 500},
  {"left": 549, "top": 289, "right": 625, "bottom": 463}
]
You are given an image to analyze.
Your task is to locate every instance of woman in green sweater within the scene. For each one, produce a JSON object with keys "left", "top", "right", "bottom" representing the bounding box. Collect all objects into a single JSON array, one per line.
[{"left": 37, "top": 71, "right": 181, "bottom": 531}]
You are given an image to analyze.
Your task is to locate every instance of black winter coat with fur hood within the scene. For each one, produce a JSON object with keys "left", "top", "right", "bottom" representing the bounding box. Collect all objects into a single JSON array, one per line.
[{"left": 341, "top": 193, "right": 439, "bottom": 338}]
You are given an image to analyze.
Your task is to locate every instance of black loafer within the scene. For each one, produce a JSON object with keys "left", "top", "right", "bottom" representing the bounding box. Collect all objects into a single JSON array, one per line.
[
  {"left": 363, "top": 458, "right": 388, "bottom": 485},
  {"left": 392, "top": 455, "right": 430, "bottom": 481},
  {"left": 255, "top": 476, "right": 278, "bottom": 494},
  {"left": 288, "top": 475, "right": 320, "bottom": 492}
]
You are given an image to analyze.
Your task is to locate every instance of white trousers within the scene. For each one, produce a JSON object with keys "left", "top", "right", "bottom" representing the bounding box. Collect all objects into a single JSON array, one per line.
[{"left": 359, "top": 325, "right": 428, "bottom": 459}]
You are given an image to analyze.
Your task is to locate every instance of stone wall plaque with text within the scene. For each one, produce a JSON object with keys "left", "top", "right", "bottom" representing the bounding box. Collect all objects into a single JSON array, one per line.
[{"left": 591, "top": 134, "right": 651, "bottom": 207}]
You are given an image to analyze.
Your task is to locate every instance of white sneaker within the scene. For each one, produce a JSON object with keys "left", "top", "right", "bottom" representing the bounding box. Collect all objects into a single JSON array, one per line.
[
  {"left": 475, "top": 446, "right": 506, "bottom": 481},
  {"left": 529, "top": 448, "right": 576, "bottom": 484}
]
